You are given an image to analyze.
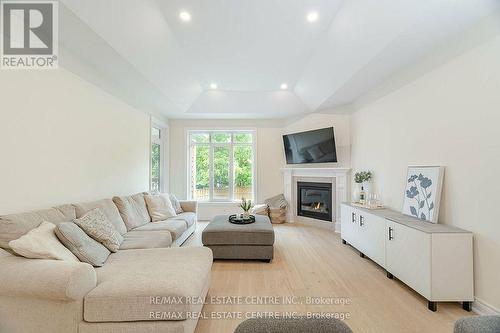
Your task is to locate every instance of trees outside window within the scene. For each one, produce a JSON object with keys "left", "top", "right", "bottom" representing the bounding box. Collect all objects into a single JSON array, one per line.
[
  {"left": 151, "top": 126, "right": 162, "bottom": 192},
  {"left": 189, "top": 131, "right": 255, "bottom": 202}
]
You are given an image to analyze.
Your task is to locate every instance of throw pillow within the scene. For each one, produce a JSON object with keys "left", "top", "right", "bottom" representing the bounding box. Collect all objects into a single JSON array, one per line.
[
  {"left": 264, "top": 194, "right": 288, "bottom": 208},
  {"left": 169, "top": 193, "right": 184, "bottom": 214},
  {"left": 73, "top": 208, "right": 123, "bottom": 252},
  {"left": 9, "top": 221, "right": 79, "bottom": 262},
  {"left": 113, "top": 193, "right": 151, "bottom": 231},
  {"left": 144, "top": 194, "right": 177, "bottom": 222},
  {"left": 55, "top": 222, "right": 110, "bottom": 267}
]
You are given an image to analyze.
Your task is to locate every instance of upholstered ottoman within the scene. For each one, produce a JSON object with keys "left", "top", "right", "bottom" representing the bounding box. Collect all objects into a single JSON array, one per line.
[{"left": 202, "top": 215, "right": 274, "bottom": 262}]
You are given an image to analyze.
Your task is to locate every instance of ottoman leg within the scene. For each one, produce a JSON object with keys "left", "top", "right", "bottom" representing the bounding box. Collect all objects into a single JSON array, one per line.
[{"left": 261, "top": 259, "right": 271, "bottom": 263}]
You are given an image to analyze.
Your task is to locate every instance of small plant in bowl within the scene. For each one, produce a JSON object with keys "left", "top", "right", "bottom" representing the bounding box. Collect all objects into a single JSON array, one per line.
[{"left": 240, "top": 198, "right": 253, "bottom": 219}]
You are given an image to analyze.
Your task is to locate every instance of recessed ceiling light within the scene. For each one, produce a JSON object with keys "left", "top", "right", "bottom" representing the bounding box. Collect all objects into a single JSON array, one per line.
[
  {"left": 179, "top": 11, "right": 191, "bottom": 22},
  {"left": 307, "top": 11, "right": 319, "bottom": 22},
  {"left": 209, "top": 83, "right": 217, "bottom": 89},
  {"left": 280, "top": 83, "right": 288, "bottom": 90}
]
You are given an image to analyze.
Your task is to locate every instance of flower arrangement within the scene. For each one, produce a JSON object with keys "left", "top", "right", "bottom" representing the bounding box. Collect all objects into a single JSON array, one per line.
[
  {"left": 354, "top": 171, "right": 372, "bottom": 184},
  {"left": 240, "top": 198, "right": 252, "bottom": 213}
]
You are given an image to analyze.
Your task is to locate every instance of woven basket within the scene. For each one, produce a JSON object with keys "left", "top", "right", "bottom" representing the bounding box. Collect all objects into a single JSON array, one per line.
[{"left": 269, "top": 207, "right": 286, "bottom": 224}]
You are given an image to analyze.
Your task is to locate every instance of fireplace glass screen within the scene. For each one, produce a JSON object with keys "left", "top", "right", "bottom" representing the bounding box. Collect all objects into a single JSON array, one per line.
[{"left": 297, "top": 181, "right": 332, "bottom": 222}]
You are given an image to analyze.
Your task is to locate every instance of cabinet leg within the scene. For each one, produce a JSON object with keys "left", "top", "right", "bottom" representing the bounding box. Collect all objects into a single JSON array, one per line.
[
  {"left": 342, "top": 239, "right": 347, "bottom": 245},
  {"left": 359, "top": 252, "right": 365, "bottom": 258},
  {"left": 462, "top": 302, "right": 472, "bottom": 312},
  {"left": 428, "top": 301, "right": 437, "bottom": 312},
  {"left": 386, "top": 272, "right": 393, "bottom": 279}
]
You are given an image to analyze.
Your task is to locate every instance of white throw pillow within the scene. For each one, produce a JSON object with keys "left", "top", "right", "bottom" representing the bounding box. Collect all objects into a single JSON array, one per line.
[
  {"left": 9, "top": 221, "right": 79, "bottom": 262},
  {"left": 169, "top": 193, "right": 184, "bottom": 214},
  {"left": 144, "top": 194, "right": 177, "bottom": 222}
]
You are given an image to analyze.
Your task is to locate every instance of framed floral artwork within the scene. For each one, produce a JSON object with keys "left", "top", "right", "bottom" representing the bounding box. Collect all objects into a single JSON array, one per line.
[{"left": 402, "top": 166, "right": 444, "bottom": 223}]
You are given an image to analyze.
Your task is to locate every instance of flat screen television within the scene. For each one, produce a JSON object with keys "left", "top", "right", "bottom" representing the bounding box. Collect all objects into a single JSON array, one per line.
[{"left": 283, "top": 127, "right": 337, "bottom": 164}]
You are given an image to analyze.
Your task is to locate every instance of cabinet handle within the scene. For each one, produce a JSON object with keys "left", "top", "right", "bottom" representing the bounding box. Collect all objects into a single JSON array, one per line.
[
  {"left": 351, "top": 212, "right": 356, "bottom": 223},
  {"left": 359, "top": 215, "right": 364, "bottom": 226},
  {"left": 388, "top": 227, "right": 394, "bottom": 240}
]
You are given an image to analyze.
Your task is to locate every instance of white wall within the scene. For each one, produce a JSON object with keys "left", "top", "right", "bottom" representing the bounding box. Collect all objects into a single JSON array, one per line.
[
  {"left": 168, "top": 119, "right": 285, "bottom": 220},
  {"left": 350, "top": 35, "right": 500, "bottom": 312},
  {"left": 0, "top": 69, "right": 151, "bottom": 214}
]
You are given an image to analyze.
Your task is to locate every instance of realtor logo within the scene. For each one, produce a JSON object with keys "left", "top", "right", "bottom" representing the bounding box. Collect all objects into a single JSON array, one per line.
[{"left": 1, "top": 0, "right": 58, "bottom": 69}]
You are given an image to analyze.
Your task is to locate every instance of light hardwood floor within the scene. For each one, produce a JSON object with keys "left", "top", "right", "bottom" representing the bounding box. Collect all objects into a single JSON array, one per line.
[{"left": 185, "top": 221, "right": 473, "bottom": 333}]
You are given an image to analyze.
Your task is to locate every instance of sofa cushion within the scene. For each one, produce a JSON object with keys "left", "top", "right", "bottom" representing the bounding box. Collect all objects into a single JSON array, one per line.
[
  {"left": 171, "top": 212, "right": 197, "bottom": 229},
  {"left": 113, "top": 193, "right": 150, "bottom": 231},
  {"left": 84, "top": 247, "right": 213, "bottom": 322},
  {"left": 73, "top": 208, "right": 123, "bottom": 252},
  {"left": 55, "top": 204, "right": 77, "bottom": 220},
  {"left": 133, "top": 220, "right": 187, "bottom": 240},
  {"left": 9, "top": 221, "right": 79, "bottom": 262},
  {"left": 74, "top": 198, "right": 127, "bottom": 235},
  {"left": 0, "top": 208, "right": 69, "bottom": 250},
  {"left": 55, "top": 222, "right": 110, "bottom": 267},
  {"left": 0, "top": 255, "right": 97, "bottom": 301},
  {"left": 169, "top": 194, "right": 184, "bottom": 214},
  {"left": 144, "top": 194, "right": 177, "bottom": 222},
  {"left": 119, "top": 230, "right": 172, "bottom": 250}
]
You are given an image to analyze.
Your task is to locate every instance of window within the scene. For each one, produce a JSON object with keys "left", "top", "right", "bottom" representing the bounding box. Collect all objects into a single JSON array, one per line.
[
  {"left": 189, "top": 130, "right": 255, "bottom": 202},
  {"left": 151, "top": 126, "right": 163, "bottom": 192}
]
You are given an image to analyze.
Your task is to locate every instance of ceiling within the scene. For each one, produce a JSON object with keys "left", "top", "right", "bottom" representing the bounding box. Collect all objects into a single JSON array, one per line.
[{"left": 59, "top": 0, "right": 500, "bottom": 119}]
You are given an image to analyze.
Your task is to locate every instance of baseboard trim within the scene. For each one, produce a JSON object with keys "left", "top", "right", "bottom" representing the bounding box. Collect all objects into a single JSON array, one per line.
[{"left": 473, "top": 298, "right": 500, "bottom": 315}]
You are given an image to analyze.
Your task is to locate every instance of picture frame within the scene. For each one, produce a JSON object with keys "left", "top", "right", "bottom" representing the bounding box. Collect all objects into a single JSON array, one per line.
[{"left": 402, "top": 166, "right": 444, "bottom": 223}]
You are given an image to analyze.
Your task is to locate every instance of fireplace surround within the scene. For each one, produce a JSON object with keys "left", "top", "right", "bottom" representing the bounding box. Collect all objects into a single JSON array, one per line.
[
  {"left": 282, "top": 167, "right": 350, "bottom": 231},
  {"left": 297, "top": 181, "right": 332, "bottom": 222}
]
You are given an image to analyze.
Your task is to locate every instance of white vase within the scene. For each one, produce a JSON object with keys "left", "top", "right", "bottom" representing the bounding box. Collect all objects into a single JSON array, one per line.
[
  {"left": 352, "top": 183, "right": 362, "bottom": 202},
  {"left": 243, "top": 211, "right": 250, "bottom": 219}
]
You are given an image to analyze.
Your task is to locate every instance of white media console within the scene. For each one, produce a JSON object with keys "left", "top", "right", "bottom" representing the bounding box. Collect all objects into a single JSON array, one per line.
[{"left": 341, "top": 203, "right": 474, "bottom": 312}]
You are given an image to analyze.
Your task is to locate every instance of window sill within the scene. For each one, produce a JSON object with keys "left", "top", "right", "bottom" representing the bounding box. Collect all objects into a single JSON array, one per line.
[{"left": 196, "top": 201, "right": 248, "bottom": 205}]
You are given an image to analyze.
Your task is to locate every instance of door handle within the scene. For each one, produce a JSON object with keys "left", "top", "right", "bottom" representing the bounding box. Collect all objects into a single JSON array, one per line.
[
  {"left": 388, "top": 227, "right": 394, "bottom": 240},
  {"left": 359, "top": 215, "right": 364, "bottom": 227},
  {"left": 351, "top": 212, "right": 356, "bottom": 223}
]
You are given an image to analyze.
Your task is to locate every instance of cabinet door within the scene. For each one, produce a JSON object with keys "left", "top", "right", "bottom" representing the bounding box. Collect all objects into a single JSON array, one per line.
[
  {"left": 340, "top": 204, "right": 352, "bottom": 243},
  {"left": 358, "top": 212, "right": 386, "bottom": 267},
  {"left": 386, "top": 221, "right": 431, "bottom": 298},
  {"left": 341, "top": 205, "right": 360, "bottom": 247}
]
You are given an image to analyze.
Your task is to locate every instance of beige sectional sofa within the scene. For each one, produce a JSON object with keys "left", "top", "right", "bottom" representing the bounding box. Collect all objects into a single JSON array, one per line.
[{"left": 0, "top": 194, "right": 213, "bottom": 333}]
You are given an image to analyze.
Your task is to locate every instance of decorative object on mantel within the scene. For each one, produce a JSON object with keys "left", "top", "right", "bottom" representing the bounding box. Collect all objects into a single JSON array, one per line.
[
  {"left": 402, "top": 166, "right": 444, "bottom": 223},
  {"left": 239, "top": 198, "right": 253, "bottom": 219},
  {"left": 353, "top": 171, "right": 372, "bottom": 204}
]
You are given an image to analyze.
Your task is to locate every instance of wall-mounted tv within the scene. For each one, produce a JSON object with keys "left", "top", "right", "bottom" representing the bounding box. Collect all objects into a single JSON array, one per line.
[{"left": 283, "top": 127, "right": 337, "bottom": 164}]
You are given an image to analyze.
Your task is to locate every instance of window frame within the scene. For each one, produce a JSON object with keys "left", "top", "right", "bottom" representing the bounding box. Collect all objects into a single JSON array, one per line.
[
  {"left": 187, "top": 129, "right": 257, "bottom": 203},
  {"left": 150, "top": 120, "right": 168, "bottom": 193}
]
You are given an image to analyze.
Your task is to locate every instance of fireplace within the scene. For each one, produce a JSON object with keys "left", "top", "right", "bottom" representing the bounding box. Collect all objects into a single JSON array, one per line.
[{"left": 297, "top": 181, "right": 332, "bottom": 222}]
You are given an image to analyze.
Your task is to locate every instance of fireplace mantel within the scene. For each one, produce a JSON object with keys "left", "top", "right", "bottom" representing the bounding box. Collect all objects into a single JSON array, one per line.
[
  {"left": 281, "top": 167, "right": 350, "bottom": 174},
  {"left": 281, "top": 167, "right": 351, "bottom": 232}
]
